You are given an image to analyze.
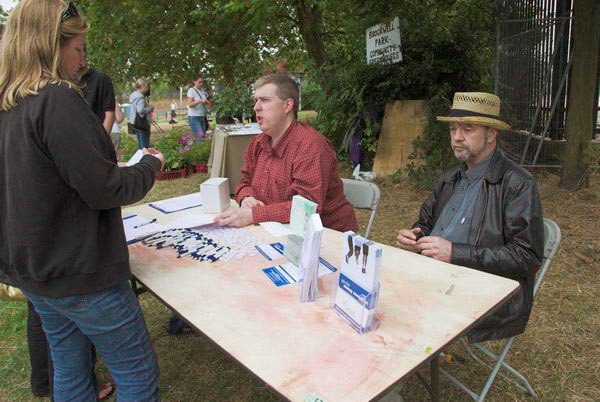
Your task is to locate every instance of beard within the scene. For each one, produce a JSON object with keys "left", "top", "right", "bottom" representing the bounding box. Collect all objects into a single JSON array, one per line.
[
  {"left": 453, "top": 145, "right": 477, "bottom": 161},
  {"left": 452, "top": 131, "right": 491, "bottom": 162}
]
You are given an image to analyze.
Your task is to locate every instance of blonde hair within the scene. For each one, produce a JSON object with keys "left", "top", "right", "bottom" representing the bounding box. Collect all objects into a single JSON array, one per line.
[
  {"left": 133, "top": 78, "right": 149, "bottom": 90},
  {"left": 0, "top": 0, "right": 88, "bottom": 111}
]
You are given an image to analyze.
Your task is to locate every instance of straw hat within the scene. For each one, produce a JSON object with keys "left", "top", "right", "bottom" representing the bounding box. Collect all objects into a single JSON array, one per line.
[{"left": 436, "top": 92, "right": 511, "bottom": 131}]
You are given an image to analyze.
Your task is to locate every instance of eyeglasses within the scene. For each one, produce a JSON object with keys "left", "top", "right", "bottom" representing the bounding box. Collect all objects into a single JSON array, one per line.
[{"left": 60, "top": 2, "right": 79, "bottom": 22}]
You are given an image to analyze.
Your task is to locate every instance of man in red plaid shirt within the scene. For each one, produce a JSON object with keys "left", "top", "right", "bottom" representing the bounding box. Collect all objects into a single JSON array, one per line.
[{"left": 215, "top": 74, "right": 358, "bottom": 232}]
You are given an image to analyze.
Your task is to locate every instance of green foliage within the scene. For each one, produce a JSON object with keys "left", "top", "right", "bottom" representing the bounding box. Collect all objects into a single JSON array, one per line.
[
  {"left": 185, "top": 137, "right": 212, "bottom": 165},
  {"left": 299, "top": 78, "right": 321, "bottom": 111},
  {"left": 79, "top": 0, "right": 302, "bottom": 92},
  {"left": 155, "top": 130, "right": 189, "bottom": 171},
  {"left": 308, "top": 0, "right": 495, "bottom": 183},
  {"left": 584, "top": 142, "right": 600, "bottom": 166},
  {"left": 405, "top": 92, "right": 456, "bottom": 189},
  {"left": 79, "top": 0, "right": 496, "bottom": 188},
  {"left": 120, "top": 131, "right": 139, "bottom": 161},
  {"left": 0, "top": 301, "right": 30, "bottom": 400},
  {"left": 154, "top": 129, "right": 211, "bottom": 171},
  {"left": 213, "top": 82, "right": 254, "bottom": 122}
]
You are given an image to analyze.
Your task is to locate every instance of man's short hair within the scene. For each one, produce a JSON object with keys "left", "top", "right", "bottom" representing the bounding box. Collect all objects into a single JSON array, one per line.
[
  {"left": 192, "top": 74, "right": 203, "bottom": 82},
  {"left": 255, "top": 74, "right": 299, "bottom": 118}
]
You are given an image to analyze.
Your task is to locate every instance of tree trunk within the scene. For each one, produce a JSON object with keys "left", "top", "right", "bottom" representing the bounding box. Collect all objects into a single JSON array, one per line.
[
  {"left": 560, "top": 0, "right": 600, "bottom": 189},
  {"left": 295, "top": 0, "right": 327, "bottom": 69}
]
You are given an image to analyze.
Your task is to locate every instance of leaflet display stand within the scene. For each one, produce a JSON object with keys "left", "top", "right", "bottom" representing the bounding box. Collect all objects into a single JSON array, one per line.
[
  {"left": 333, "top": 231, "right": 382, "bottom": 334},
  {"left": 334, "top": 276, "right": 380, "bottom": 333}
]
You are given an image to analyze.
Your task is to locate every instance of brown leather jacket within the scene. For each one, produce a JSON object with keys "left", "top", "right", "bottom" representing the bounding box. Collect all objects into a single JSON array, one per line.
[{"left": 413, "top": 148, "right": 544, "bottom": 343}]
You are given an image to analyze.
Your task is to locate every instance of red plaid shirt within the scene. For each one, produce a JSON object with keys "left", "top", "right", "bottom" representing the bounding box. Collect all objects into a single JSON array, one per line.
[{"left": 235, "top": 122, "right": 358, "bottom": 232}]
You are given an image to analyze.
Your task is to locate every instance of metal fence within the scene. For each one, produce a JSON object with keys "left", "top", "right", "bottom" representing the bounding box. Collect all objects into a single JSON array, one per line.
[{"left": 494, "top": 0, "right": 574, "bottom": 166}]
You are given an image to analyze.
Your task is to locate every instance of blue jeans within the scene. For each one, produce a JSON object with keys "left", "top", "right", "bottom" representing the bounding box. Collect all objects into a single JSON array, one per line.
[
  {"left": 135, "top": 128, "right": 151, "bottom": 149},
  {"left": 24, "top": 283, "right": 160, "bottom": 402},
  {"left": 188, "top": 116, "right": 206, "bottom": 141}
]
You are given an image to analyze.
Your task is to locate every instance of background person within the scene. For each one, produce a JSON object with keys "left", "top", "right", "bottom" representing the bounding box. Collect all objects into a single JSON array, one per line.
[
  {"left": 129, "top": 77, "right": 154, "bottom": 149},
  {"left": 0, "top": 1, "right": 164, "bottom": 400},
  {"left": 187, "top": 74, "right": 208, "bottom": 140},
  {"left": 79, "top": 64, "right": 116, "bottom": 134},
  {"left": 169, "top": 99, "right": 178, "bottom": 124}
]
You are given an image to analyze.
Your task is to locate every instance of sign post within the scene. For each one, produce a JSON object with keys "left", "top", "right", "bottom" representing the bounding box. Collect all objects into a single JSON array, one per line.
[{"left": 366, "top": 16, "right": 402, "bottom": 65}]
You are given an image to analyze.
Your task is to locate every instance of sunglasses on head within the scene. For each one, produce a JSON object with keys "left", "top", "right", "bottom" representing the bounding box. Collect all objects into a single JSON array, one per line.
[{"left": 60, "top": 2, "right": 78, "bottom": 22}]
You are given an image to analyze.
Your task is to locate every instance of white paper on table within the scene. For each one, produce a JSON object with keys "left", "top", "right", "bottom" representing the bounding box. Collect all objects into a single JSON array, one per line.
[
  {"left": 224, "top": 123, "right": 262, "bottom": 135},
  {"left": 300, "top": 214, "right": 323, "bottom": 302},
  {"left": 122, "top": 215, "right": 164, "bottom": 243},
  {"left": 255, "top": 244, "right": 285, "bottom": 261},
  {"left": 259, "top": 222, "right": 294, "bottom": 237},
  {"left": 126, "top": 149, "right": 144, "bottom": 166},
  {"left": 148, "top": 192, "right": 203, "bottom": 214},
  {"left": 164, "top": 214, "right": 215, "bottom": 229},
  {"left": 265, "top": 262, "right": 335, "bottom": 285}
]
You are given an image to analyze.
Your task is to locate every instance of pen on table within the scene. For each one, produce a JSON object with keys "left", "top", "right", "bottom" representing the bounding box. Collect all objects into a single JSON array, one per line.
[{"left": 133, "top": 218, "right": 157, "bottom": 229}]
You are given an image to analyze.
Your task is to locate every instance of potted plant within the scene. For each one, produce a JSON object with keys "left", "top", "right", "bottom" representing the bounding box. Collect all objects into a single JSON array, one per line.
[
  {"left": 183, "top": 137, "right": 212, "bottom": 173},
  {"left": 154, "top": 131, "right": 190, "bottom": 180}
]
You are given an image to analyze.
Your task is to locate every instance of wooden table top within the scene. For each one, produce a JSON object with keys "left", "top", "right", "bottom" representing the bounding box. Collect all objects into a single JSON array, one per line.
[{"left": 123, "top": 202, "right": 519, "bottom": 402}]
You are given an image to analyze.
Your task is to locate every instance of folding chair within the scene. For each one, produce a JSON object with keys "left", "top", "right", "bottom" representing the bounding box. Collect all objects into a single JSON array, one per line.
[
  {"left": 341, "top": 178, "right": 381, "bottom": 239},
  {"left": 439, "top": 218, "right": 561, "bottom": 401}
]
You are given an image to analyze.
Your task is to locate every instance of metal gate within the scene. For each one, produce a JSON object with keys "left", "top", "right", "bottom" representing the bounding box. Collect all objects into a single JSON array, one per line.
[{"left": 494, "top": 0, "right": 574, "bottom": 167}]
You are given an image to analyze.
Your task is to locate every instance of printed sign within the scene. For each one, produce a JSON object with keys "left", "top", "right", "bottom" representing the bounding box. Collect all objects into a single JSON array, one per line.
[{"left": 366, "top": 16, "right": 402, "bottom": 65}]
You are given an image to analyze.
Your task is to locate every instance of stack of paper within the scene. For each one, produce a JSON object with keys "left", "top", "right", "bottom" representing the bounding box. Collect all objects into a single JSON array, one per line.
[
  {"left": 284, "top": 195, "right": 317, "bottom": 267},
  {"left": 300, "top": 214, "right": 323, "bottom": 302},
  {"left": 222, "top": 123, "right": 262, "bottom": 135},
  {"left": 122, "top": 215, "right": 165, "bottom": 244},
  {"left": 164, "top": 214, "right": 214, "bottom": 230},
  {"left": 148, "top": 192, "right": 203, "bottom": 214},
  {"left": 333, "top": 231, "right": 382, "bottom": 333}
]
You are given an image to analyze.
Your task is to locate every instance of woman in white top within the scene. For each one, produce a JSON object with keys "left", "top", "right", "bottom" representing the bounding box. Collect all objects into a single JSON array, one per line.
[{"left": 187, "top": 74, "right": 208, "bottom": 140}]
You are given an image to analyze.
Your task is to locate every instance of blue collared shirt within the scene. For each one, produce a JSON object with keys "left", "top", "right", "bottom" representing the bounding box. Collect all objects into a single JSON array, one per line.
[{"left": 430, "top": 150, "right": 495, "bottom": 243}]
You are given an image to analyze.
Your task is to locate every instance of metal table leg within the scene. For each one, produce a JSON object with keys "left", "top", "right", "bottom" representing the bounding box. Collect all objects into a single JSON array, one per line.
[{"left": 431, "top": 354, "right": 440, "bottom": 402}]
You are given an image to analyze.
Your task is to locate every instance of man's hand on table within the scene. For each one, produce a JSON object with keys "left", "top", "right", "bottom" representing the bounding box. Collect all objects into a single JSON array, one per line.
[
  {"left": 241, "top": 196, "right": 264, "bottom": 209},
  {"left": 214, "top": 207, "right": 254, "bottom": 228},
  {"left": 417, "top": 236, "right": 452, "bottom": 263},
  {"left": 396, "top": 228, "right": 422, "bottom": 253}
]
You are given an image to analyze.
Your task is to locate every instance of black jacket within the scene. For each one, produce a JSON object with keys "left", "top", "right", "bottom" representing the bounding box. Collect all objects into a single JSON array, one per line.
[
  {"left": 413, "top": 148, "right": 544, "bottom": 343},
  {"left": 0, "top": 83, "right": 161, "bottom": 298}
]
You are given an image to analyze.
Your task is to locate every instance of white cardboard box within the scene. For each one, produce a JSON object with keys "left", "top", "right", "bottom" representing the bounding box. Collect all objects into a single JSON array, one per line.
[{"left": 200, "top": 178, "right": 229, "bottom": 213}]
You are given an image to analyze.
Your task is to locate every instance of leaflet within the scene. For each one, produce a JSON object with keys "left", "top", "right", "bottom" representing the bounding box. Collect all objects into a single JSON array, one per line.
[
  {"left": 262, "top": 261, "right": 336, "bottom": 287},
  {"left": 126, "top": 149, "right": 144, "bottom": 166},
  {"left": 300, "top": 214, "right": 323, "bottom": 302},
  {"left": 259, "top": 221, "right": 294, "bottom": 237},
  {"left": 122, "top": 215, "right": 165, "bottom": 244},
  {"left": 148, "top": 192, "right": 203, "bottom": 214},
  {"left": 333, "top": 231, "right": 382, "bottom": 333},
  {"left": 284, "top": 195, "right": 317, "bottom": 266},
  {"left": 256, "top": 242, "right": 337, "bottom": 272},
  {"left": 164, "top": 214, "right": 214, "bottom": 230}
]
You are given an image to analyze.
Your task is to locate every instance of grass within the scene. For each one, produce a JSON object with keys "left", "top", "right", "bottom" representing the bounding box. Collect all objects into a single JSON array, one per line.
[{"left": 1, "top": 169, "right": 598, "bottom": 401}]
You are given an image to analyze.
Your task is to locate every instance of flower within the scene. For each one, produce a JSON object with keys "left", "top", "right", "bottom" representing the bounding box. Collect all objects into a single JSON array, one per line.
[{"left": 176, "top": 135, "right": 194, "bottom": 153}]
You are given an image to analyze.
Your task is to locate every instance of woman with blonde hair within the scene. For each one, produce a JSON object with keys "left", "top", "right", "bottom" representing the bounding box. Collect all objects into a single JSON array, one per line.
[
  {"left": 0, "top": 1, "right": 162, "bottom": 400},
  {"left": 129, "top": 77, "right": 154, "bottom": 149}
]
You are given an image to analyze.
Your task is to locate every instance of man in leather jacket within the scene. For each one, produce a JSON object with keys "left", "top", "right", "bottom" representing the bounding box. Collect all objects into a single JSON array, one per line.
[{"left": 396, "top": 92, "right": 544, "bottom": 343}]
